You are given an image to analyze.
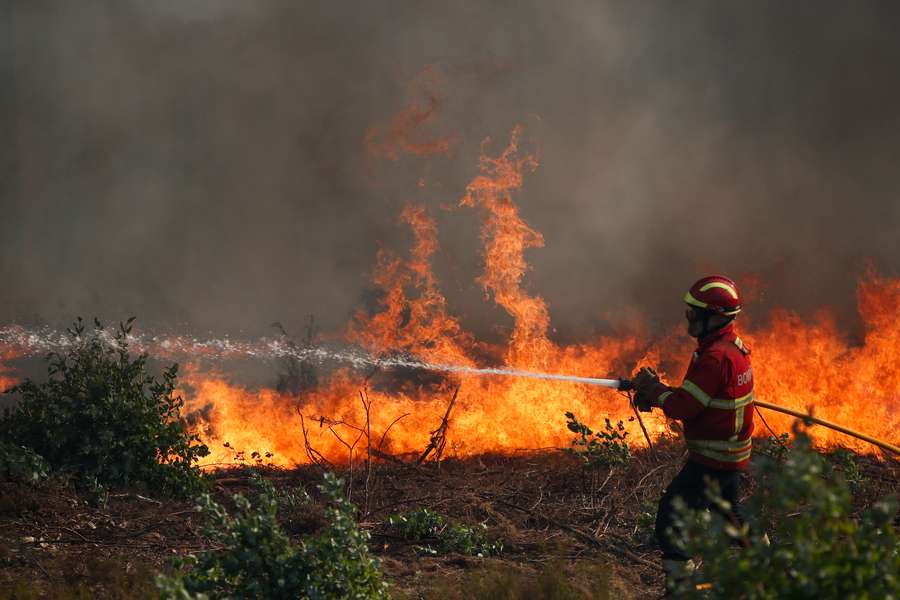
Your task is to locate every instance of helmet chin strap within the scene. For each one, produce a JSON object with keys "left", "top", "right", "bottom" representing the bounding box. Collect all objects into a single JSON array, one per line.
[{"left": 695, "top": 310, "right": 734, "bottom": 339}]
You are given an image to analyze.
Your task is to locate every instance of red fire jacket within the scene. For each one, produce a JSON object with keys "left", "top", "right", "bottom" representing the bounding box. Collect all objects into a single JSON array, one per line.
[{"left": 647, "top": 323, "right": 754, "bottom": 470}]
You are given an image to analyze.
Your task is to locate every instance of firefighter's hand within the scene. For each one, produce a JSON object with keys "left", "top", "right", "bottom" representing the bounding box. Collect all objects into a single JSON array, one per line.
[
  {"left": 632, "top": 367, "right": 659, "bottom": 391},
  {"left": 632, "top": 367, "right": 659, "bottom": 412},
  {"left": 634, "top": 390, "right": 653, "bottom": 412}
]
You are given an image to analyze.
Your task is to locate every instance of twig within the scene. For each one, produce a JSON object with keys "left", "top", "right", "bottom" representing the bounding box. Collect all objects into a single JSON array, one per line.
[
  {"left": 625, "top": 390, "right": 654, "bottom": 453},
  {"left": 109, "top": 492, "right": 162, "bottom": 505},
  {"left": 377, "top": 412, "right": 411, "bottom": 452},
  {"left": 360, "top": 387, "right": 374, "bottom": 516},
  {"left": 56, "top": 526, "right": 88, "bottom": 541},
  {"left": 755, "top": 405, "right": 789, "bottom": 453},
  {"left": 635, "top": 463, "right": 669, "bottom": 491},
  {"left": 298, "top": 412, "right": 333, "bottom": 469},
  {"left": 595, "top": 467, "right": 616, "bottom": 497},
  {"left": 324, "top": 418, "right": 365, "bottom": 500},
  {"left": 417, "top": 385, "right": 460, "bottom": 467}
]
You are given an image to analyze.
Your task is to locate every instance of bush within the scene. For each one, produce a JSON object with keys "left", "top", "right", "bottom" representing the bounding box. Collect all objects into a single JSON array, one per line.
[
  {"left": 668, "top": 427, "right": 900, "bottom": 599},
  {"left": 0, "top": 318, "right": 208, "bottom": 496},
  {"left": 635, "top": 499, "right": 658, "bottom": 545},
  {"left": 388, "top": 507, "right": 446, "bottom": 540},
  {"left": 0, "top": 441, "right": 49, "bottom": 484},
  {"left": 757, "top": 432, "right": 791, "bottom": 462},
  {"left": 833, "top": 448, "right": 864, "bottom": 494},
  {"left": 564, "top": 412, "right": 630, "bottom": 467},
  {"left": 157, "top": 472, "right": 389, "bottom": 599},
  {"left": 386, "top": 507, "right": 503, "bottom": 557}
]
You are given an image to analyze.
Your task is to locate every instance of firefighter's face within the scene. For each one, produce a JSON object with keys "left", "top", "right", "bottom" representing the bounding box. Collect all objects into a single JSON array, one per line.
[
  {"left": 685, "top": 307, "right": 705, "bottom": 337},
  {"left": 686, "top": 307, "right": 729, "bottom": 337}
]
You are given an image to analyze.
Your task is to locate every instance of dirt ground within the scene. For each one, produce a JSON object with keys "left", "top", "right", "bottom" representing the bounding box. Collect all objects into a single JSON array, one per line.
[{"left": 1, "top": 437, "right": 897, "bottom": 599}]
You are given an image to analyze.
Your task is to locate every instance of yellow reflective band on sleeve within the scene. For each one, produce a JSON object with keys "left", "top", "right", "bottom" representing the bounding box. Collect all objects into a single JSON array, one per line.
[
  {"left": 680, "top": 379, "right": 712, "bottom": 407},
  {"left": 734, "top": 405, "right": 745, "bottom": 436},
  {"left": 656, "top": 390, "right": 673, "bottom": 408},
  {"left": 708, "top": 391, "right": 754, "bottom": 410},
  {"left": 683, "top": 291, "right": 708, "bottom": 309},
  {"left": 699, "top": 281, "right": 739, "bottom": 299}
]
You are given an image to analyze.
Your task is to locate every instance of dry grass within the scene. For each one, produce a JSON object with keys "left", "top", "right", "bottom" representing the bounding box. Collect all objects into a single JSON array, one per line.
[{"left": 1, "top": 437, "right": 897, "bottom": 599}]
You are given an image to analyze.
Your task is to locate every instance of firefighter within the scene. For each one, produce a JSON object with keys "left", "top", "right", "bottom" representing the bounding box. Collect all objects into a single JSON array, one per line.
[{"left": 632, "top": 275, "right": 754, "bottom": 590}]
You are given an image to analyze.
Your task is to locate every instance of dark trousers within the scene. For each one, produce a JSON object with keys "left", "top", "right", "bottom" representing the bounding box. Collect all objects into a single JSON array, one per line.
[{"left": 655, "top": 460, "right": 742, "bottom": 561}]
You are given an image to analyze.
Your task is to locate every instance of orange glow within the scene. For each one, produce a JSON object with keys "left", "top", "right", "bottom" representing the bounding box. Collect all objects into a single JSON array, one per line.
[
  {"left": 365, "top": 68, "right": 455, "bottom": 162},
  {"left": 178, "top": 129, "right": 899, "bottom": 467},
  {"left": 0, "top": 346, "right": 20, "bottom": 392},
  {"left": 0, "top": 125, "right": 894, "bottom": 466}
]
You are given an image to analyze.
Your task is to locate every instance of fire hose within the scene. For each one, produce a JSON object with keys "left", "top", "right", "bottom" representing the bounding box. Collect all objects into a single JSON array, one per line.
[
  {"left": 751, "top": 399, "right": 900, "bottom": 456},
  {"left": 607, "top": 377, "right": 900, "bottom": 456},
  {"left": 395, "top": 364, "right": 899, "bottom": 456}
]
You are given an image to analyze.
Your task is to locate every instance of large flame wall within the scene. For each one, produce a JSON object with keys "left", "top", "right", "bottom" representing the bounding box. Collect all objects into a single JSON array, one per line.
[{"left": 178, "top": 129, "right": 899, "bottom": 467}]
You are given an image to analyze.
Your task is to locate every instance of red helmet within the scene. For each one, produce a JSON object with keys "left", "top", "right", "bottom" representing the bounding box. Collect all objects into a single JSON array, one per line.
[{"left": 683, "top": 275, "right": 741, "bottom": 316}]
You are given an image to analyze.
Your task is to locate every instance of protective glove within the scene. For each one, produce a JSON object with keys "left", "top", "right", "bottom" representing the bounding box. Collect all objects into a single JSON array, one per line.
[{"left": 632, "top": 367, "right": 660, "bottom": 412}]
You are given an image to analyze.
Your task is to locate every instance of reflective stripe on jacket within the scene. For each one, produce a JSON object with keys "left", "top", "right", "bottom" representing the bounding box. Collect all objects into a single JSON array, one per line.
[{"left": 648, "top": 323, "right": 754, "bottom": 470}]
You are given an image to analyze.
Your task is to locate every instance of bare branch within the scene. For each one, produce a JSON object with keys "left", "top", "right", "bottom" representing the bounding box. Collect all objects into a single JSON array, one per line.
[
  {"left": 417, "top": 384, "right": 460, "bottom": 467},
  {"left": 298, "top": 412, "right": 333, "bottom": 470},
  {"left": 377, "top": 412, "right": 411, "bottom": 452}
]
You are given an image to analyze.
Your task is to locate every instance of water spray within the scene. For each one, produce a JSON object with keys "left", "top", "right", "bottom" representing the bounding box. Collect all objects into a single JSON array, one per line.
[
  {"left": 0, "top": 325, "right": 630, "bottom": 388},
  {"left": 1, "top": 325, "right": 897, "bottom": 455}
]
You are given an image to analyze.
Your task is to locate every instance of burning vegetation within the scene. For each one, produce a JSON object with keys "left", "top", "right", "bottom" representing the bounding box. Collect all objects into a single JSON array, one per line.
[{"left": 142, "top": 123, "right": 900, "bottom": 471}]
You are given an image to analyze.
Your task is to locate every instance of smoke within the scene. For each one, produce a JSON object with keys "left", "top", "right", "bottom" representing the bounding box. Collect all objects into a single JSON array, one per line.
[{"left": 5, "top": 1, "right": 900, "bottom": 343}]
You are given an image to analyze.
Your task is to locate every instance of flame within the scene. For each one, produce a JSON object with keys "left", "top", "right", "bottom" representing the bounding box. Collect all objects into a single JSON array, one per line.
[
  {"left": 744, "top": 271, "right": 900, "bottom": 453},
  {"left": 347, "top": 204, "right": 476, "bottom": 368},
  {"left": 0, "top": 121, "right": 896, "bottom": 466},
  {"left": 460, "top": 126, "right": 551, "bottom": 367},
  {"left": 179, "top": 128, "right": 899, "bottom": 467},
  {"left": 185, "top": 130, "right": 660, "bottom": 467},
  {"left": 365, "top": 67, "right": 455, "bottom": 163}
]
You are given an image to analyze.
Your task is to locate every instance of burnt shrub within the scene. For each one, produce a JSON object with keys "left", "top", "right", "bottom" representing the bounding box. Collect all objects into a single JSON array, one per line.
[{"left": 0, "top": 318, "right": 208, "bottom": 496}]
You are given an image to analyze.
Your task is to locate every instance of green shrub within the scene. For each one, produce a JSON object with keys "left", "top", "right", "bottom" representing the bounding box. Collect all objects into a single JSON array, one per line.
[
  {"left": 833, "top": 448, "right": 864, "bottom": 494},
  {"left": 0, "top": 441, "right": 49, "bottom": 484},
  {"left": 564, "top": 412, "right": 630, "bottom": 467},
  {"left": 668, "top": 427, "right": 900, "bottom": 599},
  {"left": 1, "top": 318, "right": 208, "bottom": 496},
  {"left": 635, "top": 499, "right": 658, "bottom": 545},
  {"left": 386, "top": 507, "right": 503, "bottom": 557},
  {"left": 757, "top": 432, "right": 791, "bottom": 462},
  {"left": 441, "top": 522, "right": 504, "bottom": 557},
  {"left": 157, "top": 472, "right": 389, "bottom": 599},
  {"left": 387, "top": 507, "right": 446, "bottom": 540}
]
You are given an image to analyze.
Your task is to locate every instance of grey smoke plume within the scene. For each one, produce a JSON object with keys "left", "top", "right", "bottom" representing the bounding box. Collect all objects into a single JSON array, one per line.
[{"left": 5, "top": 1, "right": 900, "bottom": 343}]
